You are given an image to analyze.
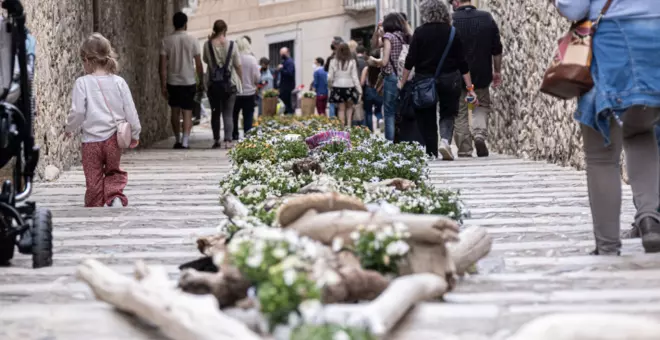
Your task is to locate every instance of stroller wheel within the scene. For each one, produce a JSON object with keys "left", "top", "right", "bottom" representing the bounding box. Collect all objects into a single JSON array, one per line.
[
  {"left": 31, "top": 208, "right": 53, "bottom": 269},
  {"left": 0, "top": 232, "right": 15, "bottom": 266}
]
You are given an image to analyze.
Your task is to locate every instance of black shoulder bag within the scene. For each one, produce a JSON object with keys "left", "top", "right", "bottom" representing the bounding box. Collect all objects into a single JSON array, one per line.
[
  {"left": 207, "top": 40, "right": 235, "bottom": 98},
  {"left": 412, "top": 26, "right": 455, "bottom": 109}
]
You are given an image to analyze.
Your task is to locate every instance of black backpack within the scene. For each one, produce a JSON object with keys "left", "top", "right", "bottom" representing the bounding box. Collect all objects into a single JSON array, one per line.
[{"left": 207, "top": 39, "right": 235, "bottom": 98}]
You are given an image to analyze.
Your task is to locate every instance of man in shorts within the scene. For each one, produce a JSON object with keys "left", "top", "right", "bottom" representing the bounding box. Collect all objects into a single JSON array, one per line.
[{"left": 160, "top": 12, "right": 203, "bottom": 149}]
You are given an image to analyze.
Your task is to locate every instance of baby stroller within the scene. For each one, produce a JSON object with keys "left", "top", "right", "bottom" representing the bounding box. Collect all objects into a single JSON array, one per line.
[{"left": 0, "top": 0, "right": 53, "bottom": 268}]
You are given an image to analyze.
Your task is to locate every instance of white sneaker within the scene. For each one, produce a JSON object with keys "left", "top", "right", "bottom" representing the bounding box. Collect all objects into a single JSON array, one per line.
[
  {"left": 438, "top": 139, "right": 454, "bottom": 161},
  {"left": 109, "top": 197, "right": 124, "bottom": 208}
]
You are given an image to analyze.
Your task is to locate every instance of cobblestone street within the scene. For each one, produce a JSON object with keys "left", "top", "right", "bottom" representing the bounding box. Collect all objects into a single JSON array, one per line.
[{"left": 1, "top": 127, "right": 659, "bottom": 340}]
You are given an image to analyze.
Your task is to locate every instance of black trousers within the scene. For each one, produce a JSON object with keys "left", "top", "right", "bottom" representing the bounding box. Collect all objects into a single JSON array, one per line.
[
  {"left": 414, "top": 71, "right": 462, "bottom": 157},
  {"left": 279, "top": 88, "right": 293, "bottom": 114},
  {"left": 232, "top": 95, "right": 256, "bottom": 140}
]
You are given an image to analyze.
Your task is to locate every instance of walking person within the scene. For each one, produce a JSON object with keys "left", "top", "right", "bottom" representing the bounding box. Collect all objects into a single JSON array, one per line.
[
  {"left": 451, "top": 0, "right": 503, "bottom": 158},
  {"left": 231, "top": 37, "right": 260, "bottom": 139},
  {"left": 278, "top": 47, "right": 295, "bottom": 114},
  {"left": 400, "top": 0, "right": 477, "bottom": 159},
  {"left": 328, "top": 43, "right": 362, "bottom": 127},
  {"left": 361, "top": 49, "right": 383, "bottom": 132},
  {"left": 368, "top": 13, "right": 411, "bottom": 141},
  {"left": 257, "top": 57, "right": 274, "bottom": 116},
  {"left": 326, "top": 37, "right": 344, "bottom": 118},
  {"left": 203, "top": 20, "right": 243, "bottom": 149},
  {"left": 311, "top": 57, "right": 329, "bottom": 115},
  {"left": 65, "top": 33, "right": 141, "bottom": 207},
  {"left": 553, "top": 0, "right": 660, "bottom": 254},
  {"left": 159, "top": 12, "right": 203, "bottom": 150}
]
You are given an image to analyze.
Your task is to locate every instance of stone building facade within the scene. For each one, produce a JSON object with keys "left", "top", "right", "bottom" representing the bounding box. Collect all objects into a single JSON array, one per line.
[
  {"left": 187, "top": 0, "right": 376, "bottom": 89},
  {"left": 479, "top": 0, "right": 585, "bottom": 169},
  {"left": 4, "top": 0, "right": 175, "bottom": 179}
]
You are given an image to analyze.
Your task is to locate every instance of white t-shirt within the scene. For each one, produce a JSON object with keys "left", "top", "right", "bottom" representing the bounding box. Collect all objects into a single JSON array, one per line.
[
  {"left": 161, "top": 31, "right": 200, "bottom": 86},
  {"left": 66, "top": 75, "right": 142, "bottom": 143}
]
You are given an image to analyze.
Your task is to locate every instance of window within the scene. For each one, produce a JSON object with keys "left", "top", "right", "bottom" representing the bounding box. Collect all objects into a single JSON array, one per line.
[
  {"left": 268, "top": 40, "right": 295, "bottom": 69},
  {"left": 350, "top": 25, "right": 375, "bottom": 52}
]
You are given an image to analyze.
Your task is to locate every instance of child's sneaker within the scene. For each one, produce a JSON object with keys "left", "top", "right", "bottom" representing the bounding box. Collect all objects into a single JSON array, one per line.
[{"left": 109, "top": 197, "right": 123, "bottom": 208}]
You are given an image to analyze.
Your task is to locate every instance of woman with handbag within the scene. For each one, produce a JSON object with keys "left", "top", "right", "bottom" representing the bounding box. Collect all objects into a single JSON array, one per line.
[
  {"left": 399, "top": 0, "right": 477, "bottom": 159},
  {"left": 328, "top": 43, "right": 362, "bottom": 127},
  {"left": 552, "top": 0, "right": 660, "bottom": 254},
  {"left": 65, "top": 33, "right": 141, "bottom": 207},
  {"left": 368, "top": 13, "right": 411, "bottom": 141},
  {"left": 361, "top": 49, "right": 384, "bottom": 132}
]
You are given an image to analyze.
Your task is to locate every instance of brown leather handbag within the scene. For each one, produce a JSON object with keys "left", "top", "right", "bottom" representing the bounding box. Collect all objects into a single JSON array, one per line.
[{"left": 540, "top": 0, "right": 614, "bottom": 100}]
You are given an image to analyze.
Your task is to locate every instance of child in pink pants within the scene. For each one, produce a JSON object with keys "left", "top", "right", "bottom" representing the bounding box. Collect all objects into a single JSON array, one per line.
[{"left": 65, "top": 33, "right": 141, "bottom": 207}]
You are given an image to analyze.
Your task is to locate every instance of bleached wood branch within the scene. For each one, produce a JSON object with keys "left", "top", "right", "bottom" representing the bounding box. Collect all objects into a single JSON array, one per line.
[
  {"left": 77, "top": 259, "right": 261, "bottom": 340},
  {"left": 447, "top": 226, "right": 492, "bottom": 276}
]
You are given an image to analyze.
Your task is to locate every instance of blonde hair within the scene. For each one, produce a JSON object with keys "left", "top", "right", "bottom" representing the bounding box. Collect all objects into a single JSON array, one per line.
[
  {"left": 348, "top": 40, "right": 358, "bottom": 53},
  {"left": 80, "top": 33, "right": 119, "bottom": 74},
  {"left": 236, "top": 36, "right": 252, "bottom": 55}
]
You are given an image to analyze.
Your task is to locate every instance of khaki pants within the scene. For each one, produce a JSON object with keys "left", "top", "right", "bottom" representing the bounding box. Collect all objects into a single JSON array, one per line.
[{"left": 454, "top": 88, "right": 491, "bottom": 156}]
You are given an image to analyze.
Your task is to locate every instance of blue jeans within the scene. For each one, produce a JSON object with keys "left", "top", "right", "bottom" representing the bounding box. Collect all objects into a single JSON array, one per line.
[
  {"left": 382, "top": 73, "right": 399, "bottom": 141},
  {"left": 656, "top": 124, "right": 660, "bottom": 151},
  {"left": 364, "top": 86, "right": 383, "bottom": 132},
  {"left": 329, "top": 103, "right": 336, "bottom": 118}
]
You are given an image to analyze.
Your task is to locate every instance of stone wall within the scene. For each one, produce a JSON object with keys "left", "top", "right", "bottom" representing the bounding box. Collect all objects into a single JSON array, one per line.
[
  {"left": 480, "top": 0, "right": 585, "bottom": 169},
  {"left": 3, "top": 0, "right": 171, "bottom": 180}
]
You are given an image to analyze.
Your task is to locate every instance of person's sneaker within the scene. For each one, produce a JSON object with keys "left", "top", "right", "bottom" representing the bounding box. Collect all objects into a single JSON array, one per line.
[
  {"left": 173, "top": 142, "right": 184, "bottom": 149},
  {"left": 621, "top": 223, "right": 641, "bottom": 239},
  {"left": 589, "top": 248, "right": 621, "bottom": 256},
  {"left": 474, "top": 138, "right": 489, "bottom": 157},
  {"left": 211, "top": 141, "right": 221, "bottom": 149},
  {"left": 109, "top": 197, "right": 123, "bottom": 208},
  {"left": 639, "top": 217, "right": 660, "bottom": 253},
  {"left": 438, "top": 139, "right": 454, "bottom": 161}
]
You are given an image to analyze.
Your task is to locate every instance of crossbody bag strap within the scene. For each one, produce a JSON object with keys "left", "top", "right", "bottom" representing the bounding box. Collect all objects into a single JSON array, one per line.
[
  {"left": 94, "top": 76, "right": 120, "bottom": 125},
  {"left": 434, "top": 27, "right": 456, "bottom": 79},
  {"left": 224, "top": 41, "right": 234, "bottom": 73},
  {"left": 207, "top": 40, "right": 218, "bottom": 70},
  {"left": 387, "top": 33, "right": 403, "bottom": 75},
  {"left": 594, "top": 0, "right": 614, "bottom": 27}
]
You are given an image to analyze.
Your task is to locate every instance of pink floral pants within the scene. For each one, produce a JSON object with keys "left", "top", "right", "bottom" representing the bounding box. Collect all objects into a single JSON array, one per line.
[{"left": 81, "top": 134, "right": 128, "bottom": 207}]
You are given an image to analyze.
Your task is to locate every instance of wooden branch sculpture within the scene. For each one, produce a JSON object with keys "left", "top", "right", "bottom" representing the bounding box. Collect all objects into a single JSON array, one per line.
[{"left": 76, "top": 259, "right": 262, "bottom": 340}]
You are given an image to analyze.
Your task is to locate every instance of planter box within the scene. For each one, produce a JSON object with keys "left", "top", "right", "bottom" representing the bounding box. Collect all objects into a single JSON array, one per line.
[
  {"left": 262, "top": 97, "right": 278, "bottom": 117},
  {"left": 301, "top": 97, "right": 316, "bottom": 116}
]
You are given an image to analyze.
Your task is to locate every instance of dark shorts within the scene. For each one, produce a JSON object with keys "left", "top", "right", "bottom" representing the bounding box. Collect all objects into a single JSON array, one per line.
[{"left": 167, "top": 84, "right": 196, "bottom": 110}]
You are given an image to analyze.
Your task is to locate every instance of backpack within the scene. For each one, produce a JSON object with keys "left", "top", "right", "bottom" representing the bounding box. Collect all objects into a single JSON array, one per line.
[{"left": 207, "top": 40, "right": 235, "bottom": 98}]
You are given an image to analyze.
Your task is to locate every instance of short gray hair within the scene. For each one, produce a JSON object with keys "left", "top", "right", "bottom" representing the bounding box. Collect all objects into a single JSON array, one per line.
[{"left": 420, "top": 0, "right": 452, "bottom": 24}]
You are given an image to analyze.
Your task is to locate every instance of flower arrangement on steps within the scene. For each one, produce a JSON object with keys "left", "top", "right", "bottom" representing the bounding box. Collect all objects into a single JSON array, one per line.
[{"left": 76, "top": 115, "right": 494, "bottom": 340}]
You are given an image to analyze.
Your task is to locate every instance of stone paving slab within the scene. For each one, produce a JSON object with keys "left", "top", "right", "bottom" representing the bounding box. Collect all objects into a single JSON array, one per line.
[{"left": 1, "top": 127, "right": 659, "bottom": 339}]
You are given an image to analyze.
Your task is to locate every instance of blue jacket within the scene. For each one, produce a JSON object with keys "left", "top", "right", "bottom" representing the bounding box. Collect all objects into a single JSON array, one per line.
[
  {"left": 279, "top": 56, "right": 295, "bottom": 91},
  {"left": 312, "top": 67, "right": 328, "bottom": 96}
]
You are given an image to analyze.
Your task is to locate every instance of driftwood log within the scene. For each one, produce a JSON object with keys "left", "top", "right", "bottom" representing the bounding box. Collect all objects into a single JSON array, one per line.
[
  {"left": 447, "top": 226, "right": 492, "bottom": 276},
  {"left": 76, "top": 259, "right": 261, "bottom": 340},
  {"left": 508, "top": 313, "right": 660, "bottom": 340}
]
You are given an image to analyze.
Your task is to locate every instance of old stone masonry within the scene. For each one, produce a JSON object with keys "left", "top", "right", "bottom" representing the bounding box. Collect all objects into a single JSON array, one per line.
[{"left": 0, "top": 127, "right": 657, "bottom": 339}]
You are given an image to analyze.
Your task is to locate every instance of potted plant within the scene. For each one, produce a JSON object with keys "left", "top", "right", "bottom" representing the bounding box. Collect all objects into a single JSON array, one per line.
[
  {"left": 301, "top": 91, "right": 316, "bottom": 116},
  {"left": 262, "top": 89, "right": 280, "bottom": 117}
]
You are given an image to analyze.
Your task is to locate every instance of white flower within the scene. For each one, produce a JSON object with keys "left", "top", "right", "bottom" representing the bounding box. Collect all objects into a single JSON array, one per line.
[
  {"left": 273, "top": 247, "right": 287, "bottom": 259},
  {"left": 333, "top": 330, "right": 350, "bottom": 340},
  {"left": 299, "top": 299, "right": 323, "bottom": 324},
  {"left": 283, "top": 269, "right": 297, "bottom": 286},
  {"left": 332, "top": 237, "right": 344, "bottom": 252},
  {"left": 350, "top": 231, "right": 360, "bottom": 241},
  {"left": 375, "top": 232, "right": 386, "bottom": 241},
  {"left": 383, "top": 226, "right": 394, "bottom": 236},
  {"left": 386, "top": 240, "right": 410, "bottom": 257},
  {"left": 212, "top": 251, "right": 225, "bottom": 267},
  {"left": 246, "top": 253, "right": 263, "bottom": 268},
  {"left": 287, "top": 311, "right": 301, "bottom": 328}
]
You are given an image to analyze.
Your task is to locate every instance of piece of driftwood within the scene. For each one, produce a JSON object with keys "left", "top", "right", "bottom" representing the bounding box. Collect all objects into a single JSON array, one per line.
[
  {"left": 77, "top": 259, "right": 262, "bottom": 340},
  {"left": 197, "top": 234, "right": 227, "bottom": 257},
  {"left": 284, "top": 210, "right": 459, "bottom": 245},
  {"left": 364, "top": 178, "right": 416, "bottom": 191},
  {"left": 507, "top": 313, "right": 660, "bottom": 340},
  {"left": 220, "top": 195, "right": 249, "bottom": 219},
  {"left": 277, "top": 193, "right": 368, "bottom": 227},
  {"left": 178, "top": 265, "right": 251, "bottom": 307},
  {"left": 353, "top": 273, "right": 448, "bottom": 336},
  {"left": 447, "top": 226, "right": 493, "bottom": 276},
  {"left": 291, "top": 158, "right": 323, "bottom": 176}
]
